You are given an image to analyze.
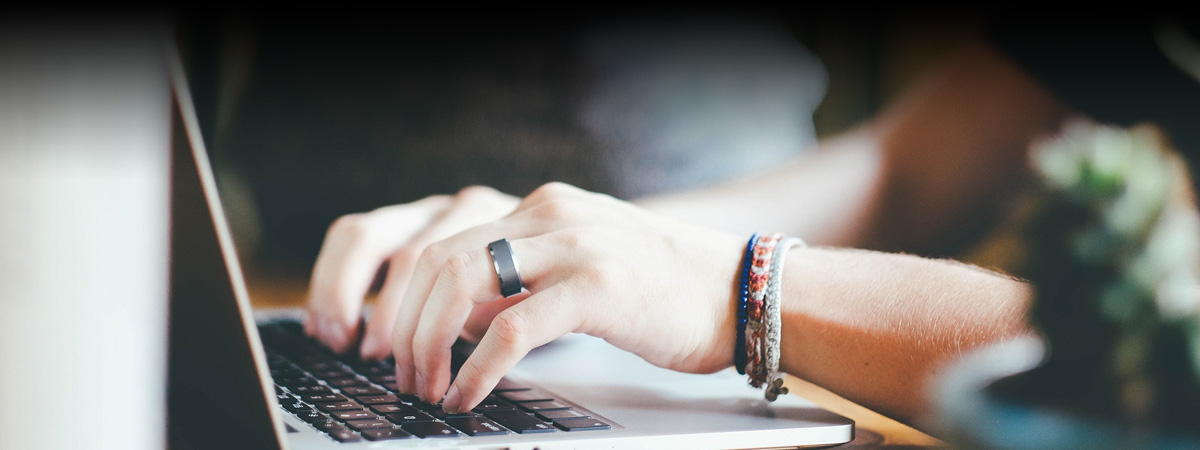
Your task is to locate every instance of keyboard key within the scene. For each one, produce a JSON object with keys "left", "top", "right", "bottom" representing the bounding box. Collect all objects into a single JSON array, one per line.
[
  {"left": 315, "top": 401, "right": 362, "bottom": 412},
  {"left": 519, "top": 400, "right": 570, "bottom": 412},
  {"left": 297, "top": 354, "right": 336, "bottom": 365},
  {"left": 327, "top": 377, "right": 368, "bottom": 388},
  {"left": 345, "top": 419, "right": 394, "bottom": 430},
  {"left": 409, "top": 401, "right": 444, "bottom": 413},
  {"left": 446, "top": 416, "right": 508, "bottom": 436},
  {"left": 277, "top": 377, "right": 321, "bottom": 388},
  {"left": 472, "top": 395, "right": 516, "bottom": 412},
  {"left": 369, "top": 403, "right": 417, "bottom": 415},
  {"left": 331, "top": 409, "right": 377, "bottom": 421},
  {"left": 359, "top": 366, "right": 391, "bottom": 376},
  {"left": 384, "top": 411, "right": 435, "bottom": 424},
  {"left": 484, "top": 410, "right": 557, "bottom": 434},
  {"left": 428, "top": 409, "right": 480, "bottom": 420},
  {"left": 403, "top": 421, "right": 460, "bottom": 438},
  {"left": 298, "top": 361, "right": 337, "bottom": 372},
  {"left": 312, "top": 369, "right": 356, "bottom": 380},
  {"left": 267, "top": 354, "right": 290, "bottom": 365},
  {"left": 499, "top": 390, "right": 554, "bottom": 403},
  {"left": 361, "top": 428, "right": 412, "bottom": 441},
  {"left": 288, "top": 384, "right": 332, "bottom": 395},
  {"left": 294, "top": 409, "right": 329, "bottom": 423},
  {"left": 270, "top": 368, "right": 306, "bottom": 379},
  {"left": 368, "top": 374, "right": 397, "bottom": 384},
  {"left": 301, "top": 393, "right": 347, "bottom": 403},
  {"left": 536, "top": 409, "right": 590, "bottom": 421},
  {"left": 391, "top": 393, "right": 419, "bottom": 402},
  {"left": 338, "top": 355, "right": 377, "bottom": 370},
  {"left": 281, "top": 400, "right": 311, "bottom": 414},
  {"left": 553, "top": 417, "right": 611, "bottom": 432},
  {"left": 341, "top": 386, "right": 385, "bottom": 396},
  {"left": 326, "top": 427, "right": 362, "bottom": 443},
  {"left": 275, "top": 390, "right": 297, "bottom": 403},
  {"left": 311, "top": 420, "right": 345, "bottom": 433},
  {"left": 356, "top": 394, "right": 402, "bottom": 405},
  {"left": 492, "top": 378, "right": 529, "bottom": 392}
]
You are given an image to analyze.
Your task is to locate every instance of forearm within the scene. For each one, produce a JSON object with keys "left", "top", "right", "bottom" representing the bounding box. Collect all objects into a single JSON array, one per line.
[
  {"left": 778, "top": 246, "right": 1033, "bottom": 425},
  {"left": 638, "top": 37, "right": 1068, "bottom": 255},
  {"left": 636, "top": 130, "right": 884, "bottom": 248}
]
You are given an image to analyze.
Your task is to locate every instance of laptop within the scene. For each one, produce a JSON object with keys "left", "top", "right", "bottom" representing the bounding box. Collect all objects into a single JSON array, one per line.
[{"left": 164, "top": 42, "right": 854, "bottom": 450}]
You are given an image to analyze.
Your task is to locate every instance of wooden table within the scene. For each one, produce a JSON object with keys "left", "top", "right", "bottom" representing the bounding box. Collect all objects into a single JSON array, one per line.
[{"left": 247, "top": 268, "right": 945, "bottom": 449}]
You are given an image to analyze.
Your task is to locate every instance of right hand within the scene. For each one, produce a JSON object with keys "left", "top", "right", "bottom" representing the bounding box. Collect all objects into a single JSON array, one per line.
[{"left": 304, "top": 186, "right": 519, "bottom": 359}]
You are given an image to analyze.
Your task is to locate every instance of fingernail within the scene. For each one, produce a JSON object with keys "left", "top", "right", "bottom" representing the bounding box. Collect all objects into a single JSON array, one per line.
[
  {"left": 360, "top": 333, "right": 381, "bottom": 360},
  {"left": 442, "top": 384, "right": 462, "bottom": 414}
]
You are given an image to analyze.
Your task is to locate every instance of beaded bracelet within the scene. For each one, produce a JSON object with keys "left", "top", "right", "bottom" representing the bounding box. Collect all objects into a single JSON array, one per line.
[
  {"left": 745, "top": 232, "right": 783, "bottom": 386},
  {"left": 736, "top": 232, "right": 805, "bottom": 401},
  {"left": 734, "top": 233, "right": 760, "bottom": 375}
]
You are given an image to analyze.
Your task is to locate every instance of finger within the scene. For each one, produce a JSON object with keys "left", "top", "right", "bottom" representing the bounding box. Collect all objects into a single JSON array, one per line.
[
  {"left": 441, "top": 287, "right": 582, "bottom": 413},
  {"left": 305, "top": 196, "right": 449, "bottom": 353},
  {"left": 410, "top": 237, "right": 563, "bottom": 403},
  {"left": 389, "top": 215, "right": 548, "bottom": 394},
  {"left": 357, "top": 250, "right": 419, "bottom": 360},
  {"left": 461, "top": 294, "right": 523, "bottom": 342},
  {"left": 361, "top": 187, "right": 517, "bottom": 358},
  {"left": 360, "top": 207, "right": 487, "bottom": 359}
]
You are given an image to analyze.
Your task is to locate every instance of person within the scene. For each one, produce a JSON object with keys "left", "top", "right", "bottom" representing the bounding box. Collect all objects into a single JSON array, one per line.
[{"left": 302, "top": 20, "right": 1200, "bottom": 427}]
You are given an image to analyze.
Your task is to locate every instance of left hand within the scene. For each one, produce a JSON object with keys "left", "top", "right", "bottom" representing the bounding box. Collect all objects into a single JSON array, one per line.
[{"left": 388, "top": 182, "right": 747, "bottom": 412}]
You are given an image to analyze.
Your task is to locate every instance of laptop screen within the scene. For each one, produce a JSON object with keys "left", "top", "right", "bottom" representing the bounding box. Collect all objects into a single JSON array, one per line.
[{"left": 166, "top": 40, "right": 286, "bottom": 450}]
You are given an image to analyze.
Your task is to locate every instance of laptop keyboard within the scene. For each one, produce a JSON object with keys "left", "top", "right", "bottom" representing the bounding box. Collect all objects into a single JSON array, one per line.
[{"left": 258, "top": 320, "right": 610, "bottom": 443}]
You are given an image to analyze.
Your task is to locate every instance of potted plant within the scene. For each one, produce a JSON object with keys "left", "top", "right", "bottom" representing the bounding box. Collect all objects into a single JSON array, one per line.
[{"left": 937, "top": 122, "right": 1200, "bottom": 449}]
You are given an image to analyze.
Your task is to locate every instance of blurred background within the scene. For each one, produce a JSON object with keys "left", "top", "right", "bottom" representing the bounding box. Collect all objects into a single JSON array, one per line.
[{"left": 177, "top": 7, "right": 979, "bottom": 280}]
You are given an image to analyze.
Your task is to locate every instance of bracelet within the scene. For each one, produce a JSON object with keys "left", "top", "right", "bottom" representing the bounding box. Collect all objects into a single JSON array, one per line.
[
  {"left": 734, "top": 233, "right": 760, "bottom": 375},
  {"left": 764, "top": 237, "right": 805, "bottom": 401},
  {"left": 745, "top": 233, "right": 783, "bottom": 386},
  {"left": 736, "top": 232, "right": 805, "bottom": 401}
]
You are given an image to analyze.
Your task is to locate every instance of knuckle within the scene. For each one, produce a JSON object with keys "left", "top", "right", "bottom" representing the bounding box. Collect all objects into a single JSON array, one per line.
[
  {"left": 530, "top": 181, "right": 576, "bottom": 200},
  {"left": 555, "top": 229, "right": 588, "bottom": 251},
  {"left": 581, "top": 264, "right": 618, "bottom": 287},
  {"left": 416, "top": 240, "right": 448, "bottom": 272},
  {"left": 329, "top": 213, "right": 371, "bottom": 238},
  {"left": 490, "top": 310, "right": 530, "bottom": 349},
  {"left": 454, "top": 360, "right": 483, "bottom": 387},
  {"left": 455, "top": 185, "right": 498, "bottom": 204},
  {"left": 533, "top": 198, "right": 578, "bottom": 222},
  {"left": 557, "top": 226, "right": 606, "bottom": 255},
  {"left": 442, "top": 251, "right": 476, "bottom": 284}
]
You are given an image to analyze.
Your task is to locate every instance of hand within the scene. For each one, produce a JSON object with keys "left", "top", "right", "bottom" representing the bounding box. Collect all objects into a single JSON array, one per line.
[
  {"left": 304, "top": 186, "right": 520, "bottom": 358},
  {"left": 388, "top": 182, "right": 747, "bottom": 412}
]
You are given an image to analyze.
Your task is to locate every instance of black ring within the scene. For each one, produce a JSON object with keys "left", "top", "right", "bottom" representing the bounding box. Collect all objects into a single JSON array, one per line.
[{"left": 487, "top": 239, "right": 524, "bottom": 298}]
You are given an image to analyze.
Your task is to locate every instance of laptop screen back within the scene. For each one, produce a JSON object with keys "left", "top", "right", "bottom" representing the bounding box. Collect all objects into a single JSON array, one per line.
[{"left": 166, "top": 42, "right": 286, "bottom": 450}]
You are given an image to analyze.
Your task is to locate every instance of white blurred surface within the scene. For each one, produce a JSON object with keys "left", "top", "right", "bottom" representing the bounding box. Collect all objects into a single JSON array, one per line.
[{"left": 0, "top": 22, "right": 169, "bottom": 450}]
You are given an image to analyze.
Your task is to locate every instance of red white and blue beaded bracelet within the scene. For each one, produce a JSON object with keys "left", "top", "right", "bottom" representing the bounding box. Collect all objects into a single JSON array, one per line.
[{"left": 736, "top": 232, "right": 805, "bottom": 401}]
